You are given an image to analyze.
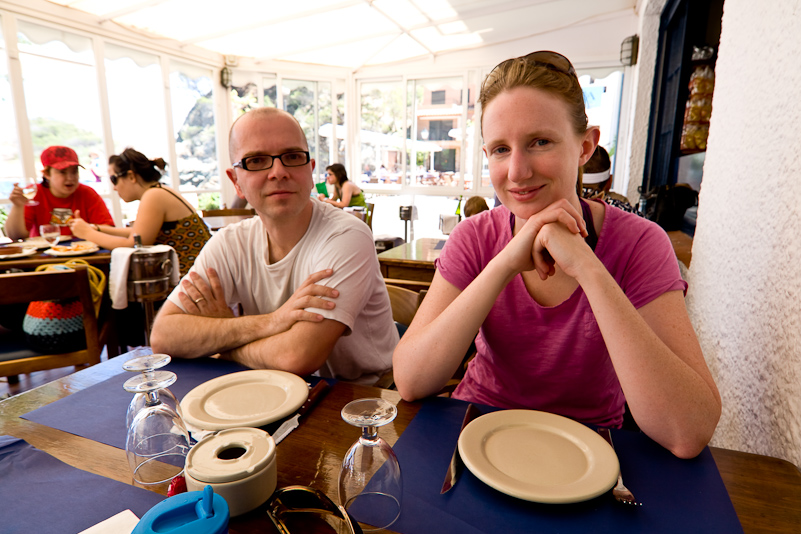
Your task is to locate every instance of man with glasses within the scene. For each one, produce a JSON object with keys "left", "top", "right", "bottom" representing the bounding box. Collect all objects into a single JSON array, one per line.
[{"left": 151, "top": 107, "right": 397, "bottom": 384}]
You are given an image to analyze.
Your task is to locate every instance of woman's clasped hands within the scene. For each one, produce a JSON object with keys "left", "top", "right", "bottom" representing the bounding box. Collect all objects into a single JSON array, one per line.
[{"left": 500, "top": 199, "right": 592, "bottom": 281}]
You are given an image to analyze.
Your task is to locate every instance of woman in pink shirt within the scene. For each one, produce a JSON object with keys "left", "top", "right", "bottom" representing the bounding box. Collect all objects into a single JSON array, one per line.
[{"left": 392, "top": 51, "right": 721, "bottom": 459}]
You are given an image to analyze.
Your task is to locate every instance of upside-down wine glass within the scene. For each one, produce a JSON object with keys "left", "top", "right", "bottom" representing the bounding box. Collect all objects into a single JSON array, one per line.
[
  {"left": 338, "top": 398, "right": 403, "bottom": 532},
  {"left": 123, "top": 353, "right": 182, "bottom": 431},
  {"left": 124, "top": 369, "right": 190, "bottom": 487}
]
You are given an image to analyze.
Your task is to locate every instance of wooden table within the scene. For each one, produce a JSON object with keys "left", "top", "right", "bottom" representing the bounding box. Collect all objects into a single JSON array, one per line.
[
  {"left": 203, "top": 214, "right": 255, "bottom": 231},
  {"left": 0, "top": 248, "right": 111, "bottom": 271},
  {"left": 667, "top": 230, "right": 693, "bottom": 267},
  {"left": 377, "top": 237, "right": 445, "bottom": 283},
  {"left": 2, "top": 357, "right": 800, "bottom": 533}
]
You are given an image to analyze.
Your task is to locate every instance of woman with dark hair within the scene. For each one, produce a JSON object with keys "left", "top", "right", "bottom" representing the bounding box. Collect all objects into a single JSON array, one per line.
[
  {"left": 69, "top": 147, "right": 210, "bottom": 276},
  {"left": 393, "top": 51, "right": 720, "bottom": 459},
  {"left": 4, "top": 146, "right": 114, "bottom": 239},
  {"left": 317, "top": 163, "right": 366, "bottom": 208}
]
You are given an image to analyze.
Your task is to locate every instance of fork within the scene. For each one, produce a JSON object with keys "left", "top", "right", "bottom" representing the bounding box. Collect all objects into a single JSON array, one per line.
[{"left": 597, "top": 427, "right": 642, "bottom": 506}]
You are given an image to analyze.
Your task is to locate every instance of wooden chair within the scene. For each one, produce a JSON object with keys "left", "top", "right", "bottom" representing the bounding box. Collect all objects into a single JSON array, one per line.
[
  {"left": 0, "top": 266, "right": 101, "bottom": 378},
  {"left": 201, "top": 208, "right": 256, "bottom": 217},
  {"left": 375, "top": 281, "right": 428, "bottom": 389},
  {"left": 385, "top": 283, "right": 422, "bottom": 327},
  {"left": 364, "top": 203, "right": 375, "bottom": 230}
]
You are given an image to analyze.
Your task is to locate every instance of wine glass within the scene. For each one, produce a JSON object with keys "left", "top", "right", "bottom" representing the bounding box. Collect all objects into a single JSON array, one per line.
[
  {"left": 338, "top": 398, "right": 402, "bottom": 532},
  {"left": 123, "top": 353, "right": 182, "bottom": 431},
  {"left": 124, "top": 369, "right": 191, "bottom": 487},
  {"left": 39, "top": 224, "right": 61, "bottom": 248},
  {"left": 21, "top": 178, "right": 39, "bottom": 206}
]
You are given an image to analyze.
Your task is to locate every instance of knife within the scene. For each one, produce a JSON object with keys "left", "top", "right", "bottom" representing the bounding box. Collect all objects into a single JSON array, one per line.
[
  {"left": 441, "top": 403, "right": 482, "bottom": 494},
  {"left": 271, "top": 380, "right": 330, "bottom": 445}
]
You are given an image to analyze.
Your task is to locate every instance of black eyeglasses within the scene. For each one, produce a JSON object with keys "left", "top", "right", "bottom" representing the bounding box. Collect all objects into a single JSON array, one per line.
[
  {"left": 491, "top": 50, "right": 577, "bottom": 78},
  {"left": 266, "top": 486, "right": 362, "bottom": 534},
  {"left": 233, "top": 151, "right": 310, "bottom": 172}
]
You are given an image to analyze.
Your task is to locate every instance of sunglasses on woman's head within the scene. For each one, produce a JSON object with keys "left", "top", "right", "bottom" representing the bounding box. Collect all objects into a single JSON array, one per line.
[
  {"left": 521, "top": 50, "right": 577, "bottom": 77},
  {"left": 491, "top": 50, "right": 577, "bottom": 78}
]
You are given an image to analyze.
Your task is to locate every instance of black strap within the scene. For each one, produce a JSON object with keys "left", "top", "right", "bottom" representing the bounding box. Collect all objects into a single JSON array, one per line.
[
  {"left": 156, "top": 184, "right": 196, "bottom": 218},
  {"left": 509, "top": 201, "right": 598, "bottom": 251},
  {"left": 580, "top": 198, "right": 598, "bottom": 251}
]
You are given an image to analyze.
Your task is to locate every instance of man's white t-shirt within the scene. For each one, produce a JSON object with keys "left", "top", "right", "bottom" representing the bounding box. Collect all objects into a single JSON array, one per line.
[{"left": 167, "top": 200, "right": 397, "bottom": 383}]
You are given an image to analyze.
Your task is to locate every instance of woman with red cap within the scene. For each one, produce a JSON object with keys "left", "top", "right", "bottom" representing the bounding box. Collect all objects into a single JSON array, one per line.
[{"left": 4, "top": 146, "right": 114, "bottom": 240}]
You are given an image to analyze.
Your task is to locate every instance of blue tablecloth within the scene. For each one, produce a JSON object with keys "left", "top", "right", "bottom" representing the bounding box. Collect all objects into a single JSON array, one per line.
[
  {"left": 389, "top": 397, "right": 743, "bottom": 534},
  {"left": 22, "top": 355, "right": 250, "bottom": 449},
  {"left": 0, "top": 435, "right": 164, "bottom": 534}
]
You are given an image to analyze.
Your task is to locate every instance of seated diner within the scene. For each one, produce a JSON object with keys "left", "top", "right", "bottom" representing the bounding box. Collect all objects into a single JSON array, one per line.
[
  {"left": 392, "top": 50, "right": 721, "bottom": 459},
  {"left": 68, "top": 148, "right": 211, "bottom": 277},
  {"left": 317, "top": 163, "right": 367, "bottom": 208},
  {"left": 4, "top": 146, "right": 114, "bottom": 240}
]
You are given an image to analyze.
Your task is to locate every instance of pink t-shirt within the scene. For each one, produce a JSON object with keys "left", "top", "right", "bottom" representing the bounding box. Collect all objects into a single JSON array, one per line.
[
  {"left": 24, "top": 183, "right": 114, "bottom": 237},
  {"left": 436, "top": 202, "right": 687, "bottom": 427}
]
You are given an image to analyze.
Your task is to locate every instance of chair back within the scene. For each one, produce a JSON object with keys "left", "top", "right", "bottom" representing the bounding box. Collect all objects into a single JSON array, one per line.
[
  {"left": 0, "top": 266, "right": 101, "bottom": 377},
  {"left": 385, "top": 283, "right": 421, "bottom": 326},
  {"left": 201, "top": 208, "right": 256, "bottom": 217},
  {"left": 364, "top": 203, "right": 375, "bottom": 230}
]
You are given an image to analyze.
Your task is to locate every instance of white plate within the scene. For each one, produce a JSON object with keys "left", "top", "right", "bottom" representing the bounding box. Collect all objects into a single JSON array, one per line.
[
  {"left": 180, "top": 370, "right": 309, "bottom": 431},
  {"left": 0, "top": 247, "right": 37, "bottom": 260},
  {"left": 458, "top": 410, "right": 619, "bottom": 503},
  {"left": 24, "top": 237, "right": 54, "bottom": 249},
  {"left": 44, "top": 242, "right": 100, "bottom": 256}
]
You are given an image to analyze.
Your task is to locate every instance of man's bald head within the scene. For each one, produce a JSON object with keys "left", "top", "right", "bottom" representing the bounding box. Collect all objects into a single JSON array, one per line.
[{"left": 228, "top": 107, "right": 308, "bottom": 164}]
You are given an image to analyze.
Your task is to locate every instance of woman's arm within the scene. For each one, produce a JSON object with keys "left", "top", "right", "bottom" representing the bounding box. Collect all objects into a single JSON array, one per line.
[
  {"left": 324, "top": 182, "right": 355, "bottom": 208},
  {"left": 536, "top": 221, "right": 721, "bottom": 458},
  {"left": 70, "top": 190, "right": 164, "bottom": 249}
]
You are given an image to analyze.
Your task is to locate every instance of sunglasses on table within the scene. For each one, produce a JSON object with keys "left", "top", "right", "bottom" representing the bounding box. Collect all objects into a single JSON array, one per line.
[
  {"left": 266, "top": 486, "right": 363, "bottom": 534},
  {"left": 233, "top": 151, "right": 311, "bottom": 172}
]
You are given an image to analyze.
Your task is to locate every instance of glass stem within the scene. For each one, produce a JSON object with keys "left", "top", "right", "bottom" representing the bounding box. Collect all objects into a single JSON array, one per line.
[{"left": 361, "top": 425, "right": 378, "bottom": 441}]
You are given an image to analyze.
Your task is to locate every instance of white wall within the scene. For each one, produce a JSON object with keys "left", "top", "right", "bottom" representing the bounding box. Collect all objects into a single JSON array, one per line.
[{"left": 685, "top": 0, "right": 801, "bottom": 466}]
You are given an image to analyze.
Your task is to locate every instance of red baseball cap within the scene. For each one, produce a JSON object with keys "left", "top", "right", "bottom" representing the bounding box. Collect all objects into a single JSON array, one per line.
[{"left": 40, "top": 146, "right": 84, "bottom": 170}]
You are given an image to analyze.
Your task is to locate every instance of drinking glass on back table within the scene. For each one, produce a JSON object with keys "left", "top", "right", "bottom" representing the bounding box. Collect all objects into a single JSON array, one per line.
[{"left": 39, "top": 224, "right": 61, "bottom": 247}]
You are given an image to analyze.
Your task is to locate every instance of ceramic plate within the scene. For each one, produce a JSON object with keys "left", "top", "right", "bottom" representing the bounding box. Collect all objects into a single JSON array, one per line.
[
  {"left": 180, "top": 370, "right": 309, "bottom": 431},
  {"left": 458, "top": 409, "right": 619, "bottom": 503},
  {"left": 44, "top": 242, "right": 100, "bottom": 256},
  {"left": 0, "top": 247, "right": 37, "bottom": 260},
  {"left": 24, "top": 237, "right": 54, "bottom": 249}
]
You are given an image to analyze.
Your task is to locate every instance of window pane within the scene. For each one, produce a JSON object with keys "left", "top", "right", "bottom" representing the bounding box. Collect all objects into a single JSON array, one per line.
[
  {"left": 263, "top": 75, "right": 277, "bottom": 107},
  {"left": 360, "top": 80, "right": 404, "bottom": 188},
  {"left": 580, "top": 70, "right": 624, "bottom": 174},
  {"left": 317, "top": 81, "right": 331, "bottom": 176},
  {"left": 0, "top": 16, "right": 23, "bottom": 197},
  {"left": 105, "top": 44, "right": 170, "bottom": 185},
  {"left": 283, "top": 79, "right": 331, "bottom": 183},
  {"left": 409, "top": 76, "right": 462, "bottom": 188},
  {"left": 230, "top": 70, "right": 261, "bottom": 118},
  {"left": 335, "top": 80, "right": 346, "bottom": 163},
  {"left": 170, "top": 62, "right": 218, "bottom": 191},
  {"left": 17, "top": 22, "right": 103, "bottom": 191}
]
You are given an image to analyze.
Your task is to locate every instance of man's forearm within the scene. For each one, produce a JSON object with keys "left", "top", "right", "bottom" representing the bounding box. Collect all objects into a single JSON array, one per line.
[
  {"left": 150, "top": 311, "right": 286, "bottom": 358},
  {"left": 227, "top": 320, "right": 344, "bottom": 376}
]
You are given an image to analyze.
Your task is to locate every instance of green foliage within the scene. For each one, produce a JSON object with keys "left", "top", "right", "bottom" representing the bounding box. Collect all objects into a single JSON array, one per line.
[
  {"left": 0, "top": 204, "right": 7, "bottom": 229},
  {"left": 198, "top": 192, "right": 220, "bottom": 211},
  {"left": 29, "top": 118, "right": 103, "bottom": 162}
]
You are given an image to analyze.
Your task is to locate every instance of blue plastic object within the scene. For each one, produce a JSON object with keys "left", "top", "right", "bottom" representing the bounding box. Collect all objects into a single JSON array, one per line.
[{"left": 133, "top": 485, "right": 229, "bottom": 534}]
